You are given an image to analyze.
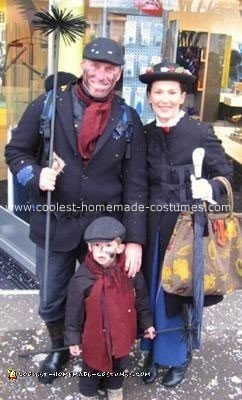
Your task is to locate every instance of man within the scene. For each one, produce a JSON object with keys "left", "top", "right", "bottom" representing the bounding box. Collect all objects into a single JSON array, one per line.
[
  {"left": 5, "top": 37, "right": 147, "bottom": 384},
  {"left": 12, "top": 72, "right": 78, "bottom": 223}
]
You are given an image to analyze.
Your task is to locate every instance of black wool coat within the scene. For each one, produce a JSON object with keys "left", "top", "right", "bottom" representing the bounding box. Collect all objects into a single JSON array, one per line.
[
  {"left": 5, "top": 87, "right": 147, "bottom": 251},
  {"left": 143, "top": 114, "right": 233, "bottom": 315}
]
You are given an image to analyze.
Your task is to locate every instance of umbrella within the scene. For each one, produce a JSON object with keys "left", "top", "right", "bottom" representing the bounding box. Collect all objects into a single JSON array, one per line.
[
  {"left": 32, "top": 6, "right": 88, "bottom": 304},
  {"left": 191, "top": 147, "right": 206, "bottom": 349},
  {"left": 19, "top": 325, "right": 193, "bottom": 358}
]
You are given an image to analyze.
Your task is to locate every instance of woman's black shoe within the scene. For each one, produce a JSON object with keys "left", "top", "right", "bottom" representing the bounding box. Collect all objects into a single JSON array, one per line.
[
  {"left": 143, "top": 363, "right": 158, "bottom": 384},
  {"left": 162, "top": 355, "right": 191, "bottom": 387},
  {"left": 142, "top": 352, "right": 158, "bottom": 384}
]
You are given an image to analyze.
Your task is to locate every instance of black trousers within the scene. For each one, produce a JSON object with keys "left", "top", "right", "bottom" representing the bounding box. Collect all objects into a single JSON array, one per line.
[
  {"left": 80, "top": 358, "right": 126, "bottom": 397},
  {"left": 36, "top": 245, "right": 82, "bottom": 321}
]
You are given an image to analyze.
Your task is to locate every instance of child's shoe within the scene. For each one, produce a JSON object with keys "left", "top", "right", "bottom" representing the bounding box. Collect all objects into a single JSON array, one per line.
[
  {"left": 97, "top": 378, "right": 106, "bottom": 396},
  {"left": 79, "top": 395, "right": 98, "bottom": 400},
  {"left": 107, "top": 387, "right": 123, "bottom": 400}
]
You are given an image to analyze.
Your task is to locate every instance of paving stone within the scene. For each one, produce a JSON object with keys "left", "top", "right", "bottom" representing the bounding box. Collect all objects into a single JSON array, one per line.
[{"left": 0, "top": 291, "right": 241, "bottom": 400}]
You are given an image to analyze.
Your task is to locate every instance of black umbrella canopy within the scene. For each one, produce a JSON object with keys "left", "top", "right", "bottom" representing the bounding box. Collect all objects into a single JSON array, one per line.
[
  {"left": 191, "top": 148, "right": 206, "bottom": 349},
  {"left": 192, "top": 203, "right": 206, "bottom": 348}
]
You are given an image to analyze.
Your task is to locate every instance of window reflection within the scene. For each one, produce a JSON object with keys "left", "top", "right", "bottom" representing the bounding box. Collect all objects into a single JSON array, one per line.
[{"left": 0, "top": 0, "right": 48, "bottom": 185}]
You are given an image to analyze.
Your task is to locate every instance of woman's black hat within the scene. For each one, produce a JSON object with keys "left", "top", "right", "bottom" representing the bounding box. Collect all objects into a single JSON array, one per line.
[{"left": 139, "top": 62, "right": 195, "bottom": 90}]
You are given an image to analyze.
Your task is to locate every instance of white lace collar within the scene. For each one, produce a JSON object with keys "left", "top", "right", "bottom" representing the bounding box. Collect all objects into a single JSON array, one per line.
[{"left": 156, "top": 110, "right": 185, "bottom": 128}]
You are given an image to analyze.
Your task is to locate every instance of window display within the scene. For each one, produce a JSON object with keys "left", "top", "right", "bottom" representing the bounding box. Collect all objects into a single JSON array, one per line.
[{"left": 122, "top": 14, "right": 163, "bottom": 123}]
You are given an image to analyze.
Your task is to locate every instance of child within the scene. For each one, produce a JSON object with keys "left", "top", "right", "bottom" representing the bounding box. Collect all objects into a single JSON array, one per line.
[{"left": 65, "top": 216, "right": 155, "bottom": 400}]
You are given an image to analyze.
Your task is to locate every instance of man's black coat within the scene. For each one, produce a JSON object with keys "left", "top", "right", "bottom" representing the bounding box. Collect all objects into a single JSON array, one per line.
[{"left": 5, "top": 88, "right": 147, "bottom": 251}]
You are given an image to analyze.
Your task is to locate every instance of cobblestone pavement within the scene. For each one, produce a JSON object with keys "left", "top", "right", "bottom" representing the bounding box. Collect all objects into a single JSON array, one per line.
[{"left": 0, "top": 290, "right": 241, "bottom": 400}]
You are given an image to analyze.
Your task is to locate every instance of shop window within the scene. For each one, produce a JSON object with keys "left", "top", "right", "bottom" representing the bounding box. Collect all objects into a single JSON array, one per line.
[{"left": 0, "top": 0, "right": 48, "bottom": 201}]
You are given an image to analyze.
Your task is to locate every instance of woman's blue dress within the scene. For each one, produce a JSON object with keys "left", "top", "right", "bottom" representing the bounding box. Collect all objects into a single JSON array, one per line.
[{"left": 141, "top": 231, "right": 188, "bottom": 367}]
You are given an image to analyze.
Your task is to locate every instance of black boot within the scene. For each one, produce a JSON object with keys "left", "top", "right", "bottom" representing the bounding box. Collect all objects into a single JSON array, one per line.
[
  {"left": 142, "top": 352, "right": 158, "bottom": 384},
  {"left": 38, "top": 319, "right": 69, "bottom": 384},
  {"left": 162, "top": 353, "right": 192, "bottom": 388}
]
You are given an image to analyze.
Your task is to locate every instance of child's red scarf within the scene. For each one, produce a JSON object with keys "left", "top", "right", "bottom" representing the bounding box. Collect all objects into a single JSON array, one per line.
[{"left": 82, "top": 252, "right": 137, "bottom": 371}]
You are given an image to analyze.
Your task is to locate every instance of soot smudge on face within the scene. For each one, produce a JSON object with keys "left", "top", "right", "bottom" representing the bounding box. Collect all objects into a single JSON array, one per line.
[{"left": 105, "top": 251, "right": 115, "bottom": 259}]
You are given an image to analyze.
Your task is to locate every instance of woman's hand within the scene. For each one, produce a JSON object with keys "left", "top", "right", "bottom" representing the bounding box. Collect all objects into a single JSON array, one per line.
[{"left": 190, "top": 174, "right": 217, "bottom": 204}]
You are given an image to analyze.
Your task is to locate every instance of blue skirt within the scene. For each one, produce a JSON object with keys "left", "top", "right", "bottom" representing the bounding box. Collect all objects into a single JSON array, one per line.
[{"left": 141, "top": 231, "right": 188, "bottom": 367}]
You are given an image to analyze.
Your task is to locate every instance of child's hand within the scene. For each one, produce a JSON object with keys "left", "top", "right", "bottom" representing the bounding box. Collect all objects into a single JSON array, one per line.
[
  {"left": 144, "top": 326, "right": 156, "bottom": 339},
  {"left": 69, "top": 345, "right": 81, "bottom": 357}
]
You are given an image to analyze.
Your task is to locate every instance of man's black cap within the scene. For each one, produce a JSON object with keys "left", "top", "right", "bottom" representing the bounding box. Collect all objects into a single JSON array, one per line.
[
  {"left": 84, "top": 217, "right": 126, "bottom": 242},
  {"left": 83, "top": 37, "right": 125, "bottom": 66}
]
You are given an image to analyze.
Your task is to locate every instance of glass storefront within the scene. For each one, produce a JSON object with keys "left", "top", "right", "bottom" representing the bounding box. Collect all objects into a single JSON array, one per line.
[
  {"left": 0, "top": 0, "right": 48, "bottom": 183},
  {"left": 1, "top": 0, "right": 242, "bottom": 209}
]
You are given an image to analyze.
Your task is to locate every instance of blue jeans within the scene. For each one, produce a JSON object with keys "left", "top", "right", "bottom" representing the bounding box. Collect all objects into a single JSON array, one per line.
[{"left": 36, "top": 245, "right": 83, "bottom": 322}]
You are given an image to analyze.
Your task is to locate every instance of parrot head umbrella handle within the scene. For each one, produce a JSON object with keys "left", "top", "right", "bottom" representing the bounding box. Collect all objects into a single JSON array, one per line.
[{"left": 192, "top": 147, "right": 205, "bottom": 179}]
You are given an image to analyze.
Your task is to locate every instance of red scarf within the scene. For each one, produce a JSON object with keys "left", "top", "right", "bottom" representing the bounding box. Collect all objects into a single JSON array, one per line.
[
  {"left": 75, "top": 82, "right": 113, "bottom": 160},
  {"left": 161, "top": 126, "right": 170, "bottom": 134},
  {"left": 82, "top": 252, "right": 137, "bottom": 372}
]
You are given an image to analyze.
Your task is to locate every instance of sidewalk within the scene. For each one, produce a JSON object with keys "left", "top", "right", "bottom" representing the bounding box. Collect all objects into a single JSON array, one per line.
[{"left": 0, "top": 290, "right": 241, "bottom": 400}]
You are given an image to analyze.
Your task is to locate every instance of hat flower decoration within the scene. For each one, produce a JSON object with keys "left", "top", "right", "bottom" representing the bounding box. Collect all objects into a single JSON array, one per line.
[{"left": 145, "top": 64, "right": 193, "bottom": 75}]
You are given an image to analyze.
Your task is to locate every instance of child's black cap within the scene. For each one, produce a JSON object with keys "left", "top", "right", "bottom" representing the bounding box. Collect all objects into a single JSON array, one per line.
[{"left": 84, "top": 216, "right": 126, "bottom": 242}]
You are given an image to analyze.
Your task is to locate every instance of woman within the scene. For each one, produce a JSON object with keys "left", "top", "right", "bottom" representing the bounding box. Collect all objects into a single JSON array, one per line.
[{"left": 139, "top": 63, "right": 233, "bottom": 387}]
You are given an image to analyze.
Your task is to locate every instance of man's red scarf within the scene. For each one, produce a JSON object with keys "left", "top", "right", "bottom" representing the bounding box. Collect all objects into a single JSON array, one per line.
[
  {"left": 82, "top": 252, "right": 137, "bottom": 372},
  {"left": 75, "top": 82, "right": 113, "bottom": 160}
]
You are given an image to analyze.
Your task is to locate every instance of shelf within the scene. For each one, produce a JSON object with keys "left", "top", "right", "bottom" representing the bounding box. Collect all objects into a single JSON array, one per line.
[
  {"left": 223, "top": 94, "right": 242, "bottom": 107},
  {"left": 214, "top": 126, "right": 242, "bottom": 164},
  {"left": 177, "top": 31, "right": 230, "bottom": 121}
]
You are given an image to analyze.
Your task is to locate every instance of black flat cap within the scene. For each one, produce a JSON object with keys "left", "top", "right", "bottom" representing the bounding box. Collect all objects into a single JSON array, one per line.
[
  {"left": 84, "top": 217, "right": 126, "bottom": 242},
  {"left": 83, "top": 37, "right": 125, "bottom": 66}
]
